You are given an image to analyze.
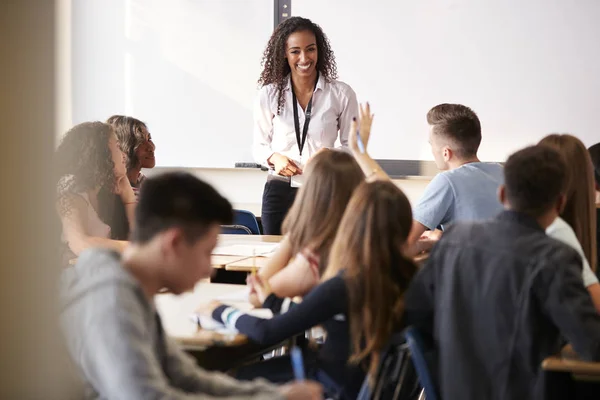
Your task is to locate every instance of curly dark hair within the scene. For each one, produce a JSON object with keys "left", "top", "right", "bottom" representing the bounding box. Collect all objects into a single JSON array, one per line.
[
  {"left": 55, "top": 122, "right": 116, "bottom": 216},
  {"left": 106, "top": 115, "right": 148, "bottom": 170},
  {"left": 258, "top": 16, "right": 338, "bottom": 115}
]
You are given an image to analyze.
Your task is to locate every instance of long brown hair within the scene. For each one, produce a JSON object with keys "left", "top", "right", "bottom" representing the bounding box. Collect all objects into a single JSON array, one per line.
[
  {"left": 282, "top": 150, "right": 363, "bottom": 272},
  {"left": 539, "top": 134, "right": 597, "bottom": 271},
  {"left": 323, "top": 180, "right": 418, "bottom": 379}
]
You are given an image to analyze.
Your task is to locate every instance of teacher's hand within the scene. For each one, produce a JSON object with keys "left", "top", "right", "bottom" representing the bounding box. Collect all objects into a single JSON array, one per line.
[
  {"left": 269, "top": 153, "right": 303, "bottom": 176},
  {"left": 349, "top": 103, "right": 374, "bottom": 154}
]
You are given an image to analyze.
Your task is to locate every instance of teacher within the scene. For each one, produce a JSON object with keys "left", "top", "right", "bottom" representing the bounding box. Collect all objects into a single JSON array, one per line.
[{"left": 253, "top": 16, "right": 358, "bottom": 235}]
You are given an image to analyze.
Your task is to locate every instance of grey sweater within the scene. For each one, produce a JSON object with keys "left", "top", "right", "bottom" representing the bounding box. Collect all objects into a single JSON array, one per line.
[{"left": 60, "top": 249, "right": 283, "bottom": 400}]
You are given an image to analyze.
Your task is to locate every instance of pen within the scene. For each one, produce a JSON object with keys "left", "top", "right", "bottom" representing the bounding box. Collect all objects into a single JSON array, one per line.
[
  {"left": 290, "top": 346, "right": 305, "bottom": 381},
  {"left": 356, "top": 126, "right": 365, "bottom": 153}
]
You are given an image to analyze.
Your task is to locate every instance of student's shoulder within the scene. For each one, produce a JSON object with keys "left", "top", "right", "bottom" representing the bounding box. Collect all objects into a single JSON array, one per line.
[{"left": 61, "top": 249, "right": 143, "bottom": 310}]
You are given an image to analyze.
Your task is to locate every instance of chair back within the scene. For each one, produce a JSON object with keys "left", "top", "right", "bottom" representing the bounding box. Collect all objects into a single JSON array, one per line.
[
  {"left": 221, "top": 225, "right": 252, "bottom": 235},
  {"left": 404, "top": 326, "right": 439, "bottom": 400},
  {"left": 357, "top": 332, "right": 421, "bottom": 400},
  {"left": 233, "top": 210, "right": 260, "bottom": 234}
]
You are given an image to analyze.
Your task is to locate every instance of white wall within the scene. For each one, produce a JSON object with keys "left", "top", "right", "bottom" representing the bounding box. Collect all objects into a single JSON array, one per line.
[
  {"left": 295, "top": 0, "right": 600, "bottom": 161},
  {"left": 144, "top": 167, "right": 432, "bottom": 215},
  {"left": 65, "top": 0, "right": 600, "bottom": 169}
]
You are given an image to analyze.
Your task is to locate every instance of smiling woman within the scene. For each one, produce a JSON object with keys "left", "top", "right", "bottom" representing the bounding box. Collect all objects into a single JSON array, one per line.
[{"left": 253, "top": 16, "right": 359, "bottom": 235}]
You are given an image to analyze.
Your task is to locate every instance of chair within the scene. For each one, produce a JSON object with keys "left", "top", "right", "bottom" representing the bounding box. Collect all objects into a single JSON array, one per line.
[
  {"left": 221, "top": 224, "right": 252, "bottom": 235},
  {"left": 404, "top": 327, "right": 439, "bottom": 400},
  {"left": 221, "top": 210, "right": 260, "bottom": 235},
  {"left": 233, "top": 210, "right": 261, "bottom": 234},
  {"left": 357, "top": 332, "right": 421, "bottom": 400}
]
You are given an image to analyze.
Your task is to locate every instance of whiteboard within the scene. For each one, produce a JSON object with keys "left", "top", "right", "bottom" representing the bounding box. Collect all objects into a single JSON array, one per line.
[
  {"left": 293, "top": 0, "right": 600, "bottom": 161},
  {"left": 71, "top": 0, "right": 272, "bottom": 168},
  {"left": 71, "top": 0, "right": 600, "bottom": 167}
]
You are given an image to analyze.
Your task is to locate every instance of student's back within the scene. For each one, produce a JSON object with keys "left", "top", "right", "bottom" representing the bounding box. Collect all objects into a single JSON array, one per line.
[
  {"left": 406, "top": 146, "right": 600, "bottom": 400},
  {"left": 415, "top": 161, "right": 503, "bottom": 229},
  {"left": 411, "top": 215, "right": 599, "bottom": 399}
]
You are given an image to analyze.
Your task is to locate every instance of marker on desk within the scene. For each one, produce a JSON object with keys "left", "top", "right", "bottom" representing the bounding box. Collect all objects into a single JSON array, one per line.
[{"left": 290, "top": 346, "right": 305, "bottom": 381}]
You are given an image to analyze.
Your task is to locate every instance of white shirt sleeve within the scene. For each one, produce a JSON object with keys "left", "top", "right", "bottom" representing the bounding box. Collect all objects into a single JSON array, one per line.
[
  {"left": 336, "top": 84, "right": 359, "bottom": 149},
  {"left": 252, "top": 87, "right": 275, "bottom": 166},
  {"left": 546, "top": 217, "right": 599, "bottom": 287}
]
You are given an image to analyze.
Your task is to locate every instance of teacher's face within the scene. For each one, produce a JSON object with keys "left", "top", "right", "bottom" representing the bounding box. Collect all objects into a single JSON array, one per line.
[{"left": 285, "top": 30, "right": 318, "bottom": 78}]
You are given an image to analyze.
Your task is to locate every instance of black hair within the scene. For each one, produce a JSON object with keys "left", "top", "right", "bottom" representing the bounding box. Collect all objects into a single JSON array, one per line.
[
  {"left": 504, "top": 145, "right": 567, "bottom": 216},
  {"left": 131, "top": 172, "right": 233, "bottom": 243}
]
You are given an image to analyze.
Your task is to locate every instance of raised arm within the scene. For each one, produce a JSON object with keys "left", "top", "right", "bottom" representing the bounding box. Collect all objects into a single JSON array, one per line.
[{"left": 348, "top": 103, "right": 391, "bottom": 182}]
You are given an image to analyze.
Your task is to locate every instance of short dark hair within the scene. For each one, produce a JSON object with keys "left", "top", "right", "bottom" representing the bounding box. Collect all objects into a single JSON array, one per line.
[
  {"left": 589, "top": 142, "right": 600, "bottom": 187},
  {"left": 426, "top": 103, "right": 482, "bottom": 159},
  {"left": 504, "top": 145, "right": 567, "bottom": 217},
  {"left": 132, "top": 172, "right": 233, "bottom": 244}
]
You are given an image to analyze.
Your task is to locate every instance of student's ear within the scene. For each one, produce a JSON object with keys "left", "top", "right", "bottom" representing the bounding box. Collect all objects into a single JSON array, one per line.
[
  {"left": 555, "top": 193, "right": 567, "bottom": 215},
  {"left": 160, "top": 228, "right": 185, "bottom": 260},
  {"left": 498, "top": 184, "right": 508, "bottom": 207},
  {"left": 443, "top": 146, "right": 452, "bottom": 162}
]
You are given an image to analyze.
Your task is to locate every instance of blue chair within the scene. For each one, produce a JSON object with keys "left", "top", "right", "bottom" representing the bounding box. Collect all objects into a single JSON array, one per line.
[
  {"left": 357, "top": 332, "right": 420, "bottom": 400},
  {"left": 221, "top": 225, "right": 252, "bottom": 234},
  {"left": 404, "top": 326, "right": 439, "bottom": 400},
  {"left": 233, "top": 210, "right": 261, "bottom": 234}
]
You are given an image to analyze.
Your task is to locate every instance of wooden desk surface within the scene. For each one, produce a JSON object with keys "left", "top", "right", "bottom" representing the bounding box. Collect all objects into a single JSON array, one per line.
[
  {"left": 155, "top": 282, "right": 251, "bottom": 348},
  {"left": 542, "top": 356, "right": 600, "bottom": 379},
  {"left": 217, "top": 234, "right": 282, "bottom": 244},
  {"left": 212, "top": 234, "right": 283, "bottom": 270}
]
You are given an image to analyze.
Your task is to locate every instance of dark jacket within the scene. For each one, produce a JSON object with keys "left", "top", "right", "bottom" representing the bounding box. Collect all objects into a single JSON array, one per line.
[{"left": 406, "top": 210, "right": 600, "bottom": 400}]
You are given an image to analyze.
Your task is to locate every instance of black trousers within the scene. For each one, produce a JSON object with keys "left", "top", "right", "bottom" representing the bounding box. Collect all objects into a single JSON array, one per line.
[{"left": 261, "top": 177, "right": 298, "bottom": 235}]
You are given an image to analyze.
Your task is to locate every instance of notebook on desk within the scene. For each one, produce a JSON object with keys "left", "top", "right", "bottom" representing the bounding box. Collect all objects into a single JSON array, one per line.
[{"left": 190, "top": 308, "right": 273, "bottom": 335}]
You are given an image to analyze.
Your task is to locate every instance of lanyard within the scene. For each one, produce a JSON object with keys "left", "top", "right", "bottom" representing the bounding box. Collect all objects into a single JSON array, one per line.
[{"left": 291, "top": 73, "right": 319, "bottom": 157}]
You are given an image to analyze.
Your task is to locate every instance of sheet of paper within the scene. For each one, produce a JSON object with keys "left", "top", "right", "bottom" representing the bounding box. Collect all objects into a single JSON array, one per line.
[
  {"left": 212, "top": 243, "right": 279, "bottom": 256},
  {"left": 215, "top": 287, "right": 250, "bottom": 302},
  {"left": 190, "top": 308, "right": 273, "bottom": 334}
]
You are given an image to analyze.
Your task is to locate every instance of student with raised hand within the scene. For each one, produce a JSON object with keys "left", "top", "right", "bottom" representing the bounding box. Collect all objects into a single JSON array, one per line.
[
  {"left": 538, "top": 134, "right": 600, "bottom": 313},
  {"left": 249, "top": 149, "right": 364, "bottom": 305},
  {"left": 55, "top": 122, "right": 136, "bottom": 266},
  {"left": 349, "top": 103, "right": 504, "bottom": 254},
  {"left": 405, "top": 145, "right": 600, "bottom": 400},
  {"left": 589, "top": 142, "right": 600, "bottom": 276},
  {"left": 200, "top": 180, "right": 417, "bottom": 400},
  {"left": 253, "top": 16, "right": 359, "bottom": 235},
  {"left": 60, "top": 172, "right": 322, "bottom": 400}
]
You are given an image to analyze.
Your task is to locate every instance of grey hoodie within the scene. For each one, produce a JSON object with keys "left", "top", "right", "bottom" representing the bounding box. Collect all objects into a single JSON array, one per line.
[{"left": 60, "top": 248, "right": 283, "bottom": 400}]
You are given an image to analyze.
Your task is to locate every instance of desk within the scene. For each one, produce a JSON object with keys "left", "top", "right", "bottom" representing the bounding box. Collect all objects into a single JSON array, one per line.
[
  {"left": 212, "top": 235, "right": 283, "bottom": 270},
  {"left": 156, "top": 282, "right": 284, "bottom": 371},
  {"left": 542, "top": 350, "right": 600, "bottom": 400}
]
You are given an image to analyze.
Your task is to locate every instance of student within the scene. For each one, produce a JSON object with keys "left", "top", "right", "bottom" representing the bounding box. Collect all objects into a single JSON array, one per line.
[
  {"left": 200, "top": 180, "right": 417, "bottom": 400},
  {"left": 253, "top": 16, "right": 359, "bottom": 235},
  {"left": 60, "top": 172, "right": 321, "bottom": 400},
  {"left": 107, "top": 115, "right": 156, "bottom": 197},
  {"left": 55, "top": 122, "right": 135, "bottom": 266},
  {"left": 251, "top": 149, "right": 364, "bottom": 304},
  {"left": 405, "top": 145, "right": 600, "bottom": 400},
  {"left": 349, "top": 103, "right": 503, "bottom": 253},
  {"left": 97, "top": 116, "right": 156, "bottom": 240},
  {"left": 589, "top": 142, "right": 600, "bottom": 277},
  {"left": 538, "top": 134, "right": 600, "bottom": 312}
]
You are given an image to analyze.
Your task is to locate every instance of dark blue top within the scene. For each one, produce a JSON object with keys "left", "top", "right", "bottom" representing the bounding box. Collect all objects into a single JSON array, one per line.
[{"left": 213, "top": 274, "right": 365, "bottom": 399}]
